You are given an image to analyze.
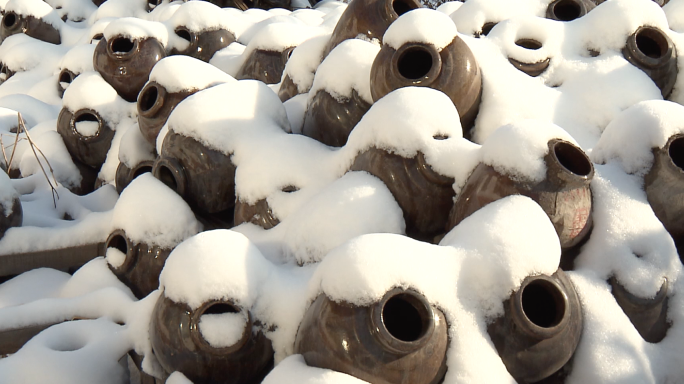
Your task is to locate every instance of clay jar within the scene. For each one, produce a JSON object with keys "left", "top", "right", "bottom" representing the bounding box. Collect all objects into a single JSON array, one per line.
[
  {"left": 294, "top": 288, "right": 448, "bottom": 384},
  {"left": 622, "top": 26, "right": 678, "bottom": 99},
  {"left": 302, "top": 89, "right": 371, "bottom": 147},
  {"left": 0, "top": 12, "right": 61, "bottom": 45},
  {"left": 351, "top": 148, "right": 455, "bottom": 242},
  {"left": 487, "top": 269, "right": 583, "bottom": 383},
  {"left": 93, "top": 35, "right": 166, "bottom": 102},
  {"left": 235, "top": 47, "right": 295, "bottom": 85},
  {"left": 370, "top": 37, "right": 482, "bottom": 136},
  {"left": 153, "top": 131, "right": 236, "bottom": 217},
  {"left": 447, "top": 139, "right": 594, "bottom": 252},
  {"left": 150, "top": 294, "right": 274, "bottom": 384},
  {"left": 170, "top": 27, "right": 236, "bottom": 63},
  {"left": 323, "top": 0, "right": 422, "bottom": 57},
  {"left": 105, "top": 229, "right": 171, "bottom": 299},
  {"left": 56, "top": 68, "right": 79, "bottom": 99},
  {"left": 644, "top": 134, "right": 684, "bottom": 254},
  {"left": 545, "top": 0, "right": 595, "bottom": 22},
  {"left": 137, "top": 82, "right": 196, "bottom": 146},
  {"left": 115, "top": 159, "right": 155, "bottom": 194},
  {"left": 508, "top": 39, "right": 550, "bottom": 77},
  {"left": 0, "top": 195, "right": 22, "bottom": 239},
  {"left": 56, "top": 108, "right": 116, "bottom": 170},
  {"left": 609, "top": 277, "right": 670, "bottom": 343}
]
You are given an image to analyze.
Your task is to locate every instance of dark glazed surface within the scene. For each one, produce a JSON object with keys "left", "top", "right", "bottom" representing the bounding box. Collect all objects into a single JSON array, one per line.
[
  {"left": 150, "top": 295, "right": 274, "bottom": 384},
  {"left": 57, "top": 68, "right": 79, "bottom": 99},
  {"left": 487, "top": 269, "right": 583, "bottom": 383},
  {"left": 235, "top": 48, "right": 293, "bottom": 84},
  {"left": 57, "top": 108, "right": 116, "bottom": 170},
  {"left": 278, "top": 74, "right": 300, "bottom": 102},
  {"left": 302, "top": 89, "right": 371, "bottom": 147},
  {"left": 610, "top": 277, "right": 670, "bottom": 343},
  {"left": 170, "top": 28, "right": 236, "bottom": 63},
  {"left": 545, "top": 0, "right": 595, "bottom": 22},
  {"left": 93, "top": 36, "right": 166, "bottom": 102},
  {"left": 234, "top": 198, "right": 280, "bottom": 229},
  {"left": 69, "top": 158, "right": 99, "bottom": 196},
  {"left": 370, "top": 38, "right": 482, "bottom": 136},
  {"left": 137, "top": 81, "right": 196, "bottom": 146},
  {"left": 294, "top": 288, "right": 448, "bottom": 384},
  {"left": 508, "top": 57, "right": 550, "bottom": 77},
  {"left": 323, "top": 0, "right": 422, "bottom": 58},
  {"left": 105, "top": 229, "right": 171, "bottom": 299},
  {"left": 0, "top": 198, "right": 22, "bottom": 240},
  {"left": 0, "top": 12, "right": 61, "bottom": 45},
  {"left": 154, "top": 131, "right": 237, "bottom": 215},
  {"left": 645, "top": 134, "right": 684, "bottom": 257},
  {"left": 447, "top": 139, "right": 594, "bottom": 253},
  {"left": 351, "top": 148, "right": 455, "bottom": 242},
  {"left": 622, "top": 26, "right": 678, "bottom": 99},
  {"left": 115, "top": 159, "right": 155, "bottom": 195}
]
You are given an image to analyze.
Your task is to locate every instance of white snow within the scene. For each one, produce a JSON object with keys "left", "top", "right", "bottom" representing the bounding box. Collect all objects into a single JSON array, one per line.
[
  {"left": 62, "top": 72, "right": 133, "bottom": 127},
  {"left": 383, "top": 9, "right": 458, "bottom": 51},
  {"left": 198, "top": 311, "right": 248, "bottom": 348},
  {"left": 148, "top": 55, "right": 236, "bottom": 94},
  {"left": 280, "top": 34, "right": 329, "bottom": 94},
  {"left": 103, "top": 17, "right": 169, "bottom": 47}
]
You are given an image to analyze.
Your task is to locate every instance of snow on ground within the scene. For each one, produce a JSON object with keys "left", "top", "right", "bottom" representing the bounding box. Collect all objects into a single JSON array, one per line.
[{"left": 0, "top": 0, "right": 683, "bottom": 383}]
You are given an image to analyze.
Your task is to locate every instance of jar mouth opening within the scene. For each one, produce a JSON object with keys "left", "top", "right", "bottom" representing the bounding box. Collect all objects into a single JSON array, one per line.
[
  {"left": 153, "top": 157, "right": 187, "bottom": 198},
  {"left": 513, "top": 275, "right": 570, "bottom": 335},
  {"left": 635, "top": 27, "right": 670, "bottom": 60},
  {"left": 371, "top": 288, "right": 436, "bottom": 353},
  {"left": 549, "top": 0, "right": 584, "bottom": 22},
  {"left": 551, "top": 140, "right": 593, "bottom": 177},
  {"left": 515, "top": 38, "right": 543, "bottom": 50},
  {"left": 105, "top": 229, "right": 135, "bottom": 272},
  {"left": 138, "top": 82, "right": 166, "bottom": 117},
  {"left": 393, "top": 43, "right": 442, "bottom": 86},
  {"left": 174, "top": 27, "right": 197, "bottom": 49},
  {"left": 667, "top": 135, "right": 684, "bottom": 172},
  {"left": 190, "top": 300, "right": 252, "bottom": 354},
  {"left": 3, "top": 12, "right": 18, "bottom": 30},
  {"left": 70, "top": 109, "right": 104, "bottom": 141},
  {"left": 391, "top": 0, "right": 420, "bottom": 17},
  {"left": 108, "top": 36, "right": 139, "bottom": 59}
]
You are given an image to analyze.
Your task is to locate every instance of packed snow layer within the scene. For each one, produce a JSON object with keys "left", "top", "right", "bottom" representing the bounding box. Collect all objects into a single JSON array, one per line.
[{"left": 0, "top": 1, "right": 683, "bottom": 384}]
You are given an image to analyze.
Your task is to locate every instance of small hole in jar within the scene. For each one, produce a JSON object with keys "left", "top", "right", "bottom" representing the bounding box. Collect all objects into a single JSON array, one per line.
[
  {"left": 397, "top": 46, "right": 433, "bottom": 80},
  {"left": 175, "top": 28, "right": 192, "bottom": 42},
  {"left": 669, "top": 136, "right": 684, "bottom": 171},
  {"left": 139, "top": 85, "right": 159, "bottom": 113},
  {"left": 551, "top": 0, "right": 582, "bottom": 21},
  {"left": 635, "top": 28, "right": 668, "bottom": 59},
  {"left": 554, "top": 141, "right": 592, "bottom": 176},
  {"left": 392, "top": 0, "right": 418, "bottom": 16},
  {"left": 3, "top": 13, "right": 16, "bottom": 28},
  {"left": 521, "top": 279, "right": 566, "bottom": 328},
  {"left": 111, "top": 37, "right": 135, "bottom": 54},
  {"left": 516, "top": 39, "right": 543, "bottom": 50}
]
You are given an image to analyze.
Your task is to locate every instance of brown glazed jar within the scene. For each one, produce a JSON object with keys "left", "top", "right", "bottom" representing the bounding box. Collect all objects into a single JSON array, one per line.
[
  {"left": 234, "top": 198, "right": 280, "bottom": 230},
  {"left": 56, "top": 68, "right": 79, "bottom": 99},
  {"left": 609, "top": 277, "right": 670, "bottom": 343},
  {"left": 447, "top": 139, "right": 594, "bottom": 253},
  {"left": 150, "top": 294, "right": 275, "bottom": 384},
  {"left": 56, "top": 108, "right": 116, "bottom": 170},
  {"left": 351, "top": 148, "right": 455, "bottom": 242},
  {"left": 294, "top": 288, "right": 448, "bottom": 384},
  {"left": 545, "top": 0, "right": 595, "bottom": 22},
  {"left": 508, "top": 39, "right": 550, "bottom": 77},
  {"left": 170, "top": 27, "right": 236, "bottom": 63},
  {"left": 153, "top": 131, "right": 236, "bottom": 217},
  {"left": 235, "top": 47, "right": 295, "bottom": 85},
  {"left": 369, "top": 37, "right": 482, "bottom": 136},
  {"left": 323, "top": 0, "right": 422, "bottom": 58},
  {"left": 487, "top": 269, "right": 583, "bottom": 383},
  {"left": 301, "top": 89, "right": 371, "bottom": 147},
  {"left": 622, "top": 26, "right": 678, "bottom": 99},
  {"left": 0, "top": 12, "right": 61, "bottom": 45},
  {"left": 137, "top": 82, "right": 196, "bottom": 146},
  {"left": 644, "top": 134, "right": 684, "bottom": 255},
  {"left": 115, "top": 159, "right": 155, "bottom": 195},
  {"left": 105, "top": 229, "right": 171, "bottom": 299},
  {"left": 93, "top": 35, "right": 166, "bottom": 102}
]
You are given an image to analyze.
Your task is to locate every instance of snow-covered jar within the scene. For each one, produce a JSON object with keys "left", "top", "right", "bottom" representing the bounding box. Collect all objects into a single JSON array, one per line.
[
  {"left": 545, "top": 0, "right": 595, "bottom": 22},
  {"left": 369, "top": 10, "right": 482, "bottom": 137},
  {"left": 487, "top": 269, "right": 583, "bottom": 383},
  {"left": 115, "top": 124, "right": 156, "bottom": 194},
  {"left": 447, "top": 124, "right": 594, "bottom": 254},
  {"left": 622, "top": 25, "right": 678, "bottom": 99},
  {"left": 93, "top": 18, "right": 168, "bottom": 102},
  {"left": 295, "top": 287, "right": 449, "bottom": 384},
  {"left": 0, "top": 0, "right": 63, "bottom": 45},
  {"left": 609, "top": 276, "right": 670, "bottom": 343}
]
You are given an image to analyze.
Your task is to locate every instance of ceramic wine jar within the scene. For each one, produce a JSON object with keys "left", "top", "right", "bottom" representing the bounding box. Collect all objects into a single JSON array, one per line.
[
  {"left": 235, "top": 47, "right": 295, "bottom": 85},
  {"left": 351, "top": 148, "right": 455, "bottom": 242},
  {"left": 153, "top": 131, "right": 237, "bottom": 217},
  {"left": 0, "top": 12, "right": 61, "bottom": 45},
  {"left": 545, "top": 0, "right": 595, "bottom": 22},
  {"left": 115, "top": 160, "right": 155, "bottom": 195},
  {"left": 609, "top": 277, "right": 670, "bottom": 343},
  {"left": 170, "top": 27, "right": 236, "bottom": 63},
  {"left": 150, "top": 294, "right": 275, "bottom": 384},
  {"left": 93, "top": 35, "right": 166, "bottom": 102},
  {"left": 323, "top": 0, "right": 422, "bottom": 57},
  {"left": 57, "top": 69, "right": 78, "bottom": 99},
  {"left": 137, "top": 83, "right": 196, "bottom": 146},
  {"left": 294, "top": 288, "right": 448, "bottom": 384},
  {"left": 487, "top": 269, "right": 583, "bottom": 383},
  {"left": 369, "top": 36, "right": 482, "bottom": 136},
  {"left": 644, "top": 134, "right": 684, "bottom": 253},
  {"left": 508, "top": 39, "right": 550, "bottom": 77},
  {"left": 105, "top": 229, "right": 172, "bottom": 299},
  {"left": 447, "top": 139, "right": 594, "bottom": 252},
  {"left": 622, "top": 26, "right": 678, "bottom": 99},
  {"left": 56, "top": 108, "right": 116, "bottom": 170},
  {"left": 302, "top": 90, "right": 371, "bottom": 147}
]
